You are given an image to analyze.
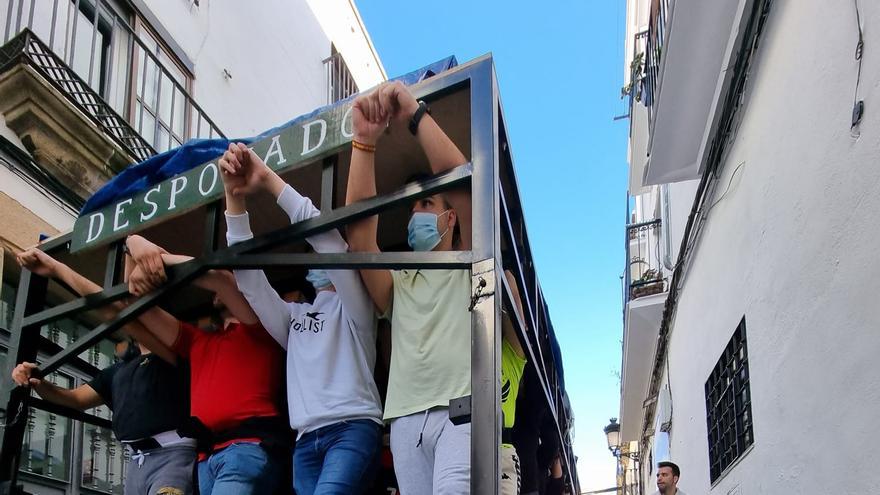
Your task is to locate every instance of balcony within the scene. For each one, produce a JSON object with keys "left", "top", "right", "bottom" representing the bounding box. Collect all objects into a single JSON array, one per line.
[
  {"left": 0, "top": 0, "right": 223, "bottom": 197},
  {"left": 323, "top": 47, "right": 359, "bottom": 104},
  {"left": 620, "top": 218, "right": 668, "bottom": 444},
  {"left": 635, "top": 0, "right": 745, "bottom": 186},
  {"left": 626, "top": 219, "right": 666, "bottom": 301}
]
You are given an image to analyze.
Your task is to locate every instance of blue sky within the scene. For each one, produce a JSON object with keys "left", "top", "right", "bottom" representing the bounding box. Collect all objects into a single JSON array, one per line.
[{"left": 357, "top": 0, "right": 628, "bottom": 490}]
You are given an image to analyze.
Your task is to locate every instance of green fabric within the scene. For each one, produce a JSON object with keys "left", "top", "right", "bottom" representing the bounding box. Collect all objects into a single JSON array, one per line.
[
  {"left": 383, "top": 269, "right": 472, "bottom": 420},
  {"left": 501, "top": 339, "right": 526, "bottom": 430}
]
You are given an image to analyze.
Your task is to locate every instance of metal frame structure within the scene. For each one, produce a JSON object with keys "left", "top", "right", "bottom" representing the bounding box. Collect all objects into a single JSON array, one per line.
[{"left": 0, "top": 54, "right": 579, "bottom": 494}]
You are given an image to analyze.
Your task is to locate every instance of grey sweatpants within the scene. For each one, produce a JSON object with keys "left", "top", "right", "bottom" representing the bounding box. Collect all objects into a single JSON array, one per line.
[
  {"left": 124, "top": 444, "right": 196, "bottom": 495},
  {"left": 390, "top": 408, "right": 470, "bottom": 495}
]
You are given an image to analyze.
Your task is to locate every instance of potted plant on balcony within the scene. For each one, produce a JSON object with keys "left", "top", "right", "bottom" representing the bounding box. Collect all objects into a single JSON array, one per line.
[{"left": 630, "top": 268, "right": 665, "bottom": 299}]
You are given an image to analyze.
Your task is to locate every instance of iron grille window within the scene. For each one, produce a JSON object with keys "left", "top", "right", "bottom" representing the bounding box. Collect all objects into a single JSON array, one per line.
[{"left": 705, "top": 317, "right": 753, "bottom": 482}]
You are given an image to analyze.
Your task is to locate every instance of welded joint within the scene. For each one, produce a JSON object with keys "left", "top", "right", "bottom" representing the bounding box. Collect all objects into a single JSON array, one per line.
[{"left": 469, "top": 258, "right": 496, "bottom": 311}]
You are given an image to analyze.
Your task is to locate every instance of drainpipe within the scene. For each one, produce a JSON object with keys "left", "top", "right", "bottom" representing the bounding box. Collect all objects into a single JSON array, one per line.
[{"left": 661, "top": 184, "right": 674, "bottom": 271}]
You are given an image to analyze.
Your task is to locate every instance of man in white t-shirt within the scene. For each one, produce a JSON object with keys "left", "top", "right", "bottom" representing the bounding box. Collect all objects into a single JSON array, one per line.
[
  {"left": 652, "top": 461, "right": 687, "bottom": 495},
  {"left": 218, "top": 143, "right": 383, "bottom": 495}
]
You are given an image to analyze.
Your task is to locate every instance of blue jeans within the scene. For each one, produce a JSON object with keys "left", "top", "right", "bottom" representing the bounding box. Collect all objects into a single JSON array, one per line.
[
  {"left": 293, "top": 419, "right": 382, "bottom": 495},
  {"left": 198, "top": 442, "right": 282, "bottom": 495}
]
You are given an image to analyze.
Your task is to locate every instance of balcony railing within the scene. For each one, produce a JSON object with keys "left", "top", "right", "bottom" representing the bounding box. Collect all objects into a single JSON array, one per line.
[
  {"left": 641, "top": 0, "right": 672, "bottom": 122},
  {"left": 323, "top": 50, "right": 358, "bottom": 104},
  {"left": 622, "top": 30, "right": 647, "bottom": 128},
  {"left": 1, "top": 0, "right": 224, "bottom": 160},
  {"left": 625, "top": 218, "right": 666, "bottom": 302}
]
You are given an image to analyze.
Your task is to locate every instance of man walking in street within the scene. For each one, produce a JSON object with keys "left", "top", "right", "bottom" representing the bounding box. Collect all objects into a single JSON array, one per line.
[{"left": 653, "top": 461, "right": 686, "bottom": 495}]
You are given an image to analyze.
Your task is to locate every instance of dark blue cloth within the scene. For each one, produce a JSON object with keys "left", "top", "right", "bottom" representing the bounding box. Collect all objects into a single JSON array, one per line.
[
  {"left": 293, "top": 419, "right": 381, "bottom": 495},
  {"left": 80, "top": 137, "right": 251, "bottom": 215},
  {"left": 80, "top": 56, "right": 458, "bottom": 215},
  {"left": 542, "top": 298, "right": 566, "bottom": 392}
]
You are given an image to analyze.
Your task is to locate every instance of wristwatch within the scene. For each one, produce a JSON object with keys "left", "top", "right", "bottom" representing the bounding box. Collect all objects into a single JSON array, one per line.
[{"left": 409, "top": 100, "right": 431, "bottom": 136}]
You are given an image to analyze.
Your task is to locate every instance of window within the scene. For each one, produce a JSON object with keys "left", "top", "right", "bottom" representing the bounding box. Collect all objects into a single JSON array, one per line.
[
  {"left": 705, "top": 317, "right": 754, "bottom": 482},
  {"left": 1, "top": 281, "right": 16, "bottom": 330},
  {"left": 22, "top": 372, "right": 74, "bottom": 481},
  {"left": 81, "top": 421, "right": 128, "bottom": 494},
  {"left": 133, "top": 23, "right": 191, "bottom": 152}
]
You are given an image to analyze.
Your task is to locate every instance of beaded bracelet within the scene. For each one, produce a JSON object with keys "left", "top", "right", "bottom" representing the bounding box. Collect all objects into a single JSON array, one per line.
[{"left": 351, "top": 140, "right": 376, "bottom": 153}]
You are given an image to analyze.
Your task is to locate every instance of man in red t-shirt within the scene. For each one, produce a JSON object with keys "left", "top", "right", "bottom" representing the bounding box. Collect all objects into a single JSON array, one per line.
[{"left": 123, "top": 234, "right": 286, "bottom": 495}]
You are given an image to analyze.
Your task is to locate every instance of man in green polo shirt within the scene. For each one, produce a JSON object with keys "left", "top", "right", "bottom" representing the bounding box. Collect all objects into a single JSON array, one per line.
[
  {"left": 347, "top": 79, "right": 533, "bottom": 494},
  {"left": 346, "top": 80, "right": 474, "bottom": 495}
]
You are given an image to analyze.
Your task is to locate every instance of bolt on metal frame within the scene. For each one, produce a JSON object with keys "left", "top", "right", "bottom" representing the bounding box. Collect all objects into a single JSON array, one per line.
[{"left": 0, "top": 54, "right": 579, "bottom": 495}]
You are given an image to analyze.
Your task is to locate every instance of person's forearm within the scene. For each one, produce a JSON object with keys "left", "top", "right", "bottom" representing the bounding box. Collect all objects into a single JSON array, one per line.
[
  {"left": 32, "top": 381, "right": 84, "bottom": 410},
  {"left": 344, "top": 148, "right": 379, "bottom": 250},
  {"left": 54, "top": 262, "right": 125, "bottom": 322},
  {"left": 264, "top": 169, "right": 286, "bottom": 200},
  {"left": 192, "top": 268, "right": 232, "bottom": 294},
  {"left": 224, "top": 189, "right": 247, "bottom": 215},
  {"left": 415, "top": 115, "right": 467, "bottom": 174}
]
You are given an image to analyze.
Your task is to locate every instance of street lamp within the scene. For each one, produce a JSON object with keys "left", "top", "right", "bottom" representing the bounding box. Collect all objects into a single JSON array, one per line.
[
  {"left": 604, "top": 417, "right": 642, "bottom": 495},
  {"left": 604, "top": 417, "right": 640, "bottom": 462},
  {"left": 603, "top": 418, "right": 621, "bottom": 457}
]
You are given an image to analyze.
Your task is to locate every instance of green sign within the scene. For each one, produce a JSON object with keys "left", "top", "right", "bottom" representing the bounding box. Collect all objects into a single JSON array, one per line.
[{"left": 71, "top": 102, "right": 355, "bottom": 252}]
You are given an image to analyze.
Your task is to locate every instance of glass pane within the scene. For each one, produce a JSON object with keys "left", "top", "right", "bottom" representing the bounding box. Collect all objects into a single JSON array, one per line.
[
  {"left": 0, "top": 346, "right": 7, "bottom": 417},
  {"left": 135, "top": 46, "right": 146, "bottom": 100},
  {"left": 140, "top": 56, "right": 159, "bottom": 111},
  {"left": 158, "top": 74, "right": 172, "bottom": 125},
  {"left": 172, "top": 88, "right": 185, "bottom": 138},
  {"left": 69, "top": 8, "right": 104, "bottom": 91},
  {"left": 21, "top": 373, "right": 73, "bottom": 481},
  {"left": 0, "top": 281, "right": 16, "bottom": 329},
  {"left": 139, "top": 109, "right": 155, "bottom": 146},
  {"left": 81, "top": 424, "right": 127, "bottom": 494},
  {"left": 190, "top": 111, "right": 203, "bottom": 140},
  {"left": 157, "top": 125, "right": 170, "bottom": 153}
]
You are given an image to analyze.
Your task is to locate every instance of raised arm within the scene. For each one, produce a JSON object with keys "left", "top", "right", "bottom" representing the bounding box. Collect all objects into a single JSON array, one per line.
[
  {"left": 376, "top": 81, "right": 471, "bottom": 249},
  {"left": 162, "top": 253, "right": 260, "bottom": 327},
  {"left": 125, "top": 235, "right": 260, "bottom": 348},
  {"left": 16, "top": 248, "right": 178, "bottom": 365},
  {"left": 123, "top": 243, "right": 181, "bottom": 351},
  {"left": 220, "top": 142, "right": 375, "bottom": 329},
  {"left": 217, "top": 144, "right": 295, "bottom": 347},
  {"left": 344, "top": 91, "right": 396, "bottom": 314},
  {"left": 11, "top": 362, "right": 103, "bottom": 410}
]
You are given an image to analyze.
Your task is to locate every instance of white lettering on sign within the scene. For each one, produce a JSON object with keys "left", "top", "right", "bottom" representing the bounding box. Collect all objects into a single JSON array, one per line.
[
  {"left": 263, "top": 135, "right": 287, "bottom": 167},
  {"left": 141, "top": 185, "right": 161, "bottom": 222},
  {"left": 199, "top": 163, "right": 219, "bottom": 196},
  {"left": 302, "top": 119, "right": 327, "bottom": 155},
  {"left": 340, "top": 106, "right": 354, "bottom": 138},
  {"left": 113, "top": 198, "right": 133, "bottom": 232},
  {"left": 86, "top": 212, "right": 105, "bottom": 243},
  {"left": 168, "top": 176, "right": 188, "bottom": 210}
]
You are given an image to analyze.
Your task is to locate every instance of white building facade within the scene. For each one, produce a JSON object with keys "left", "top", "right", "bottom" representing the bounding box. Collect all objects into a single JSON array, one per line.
[
  {"left": 619, "top": 0, "right": 880, "bottom": 494},
  {"left": 0, "top": 1, "right": 383, "bottom": 492}
]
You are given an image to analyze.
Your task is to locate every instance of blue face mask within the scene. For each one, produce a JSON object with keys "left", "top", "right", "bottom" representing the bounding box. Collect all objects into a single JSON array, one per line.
[
  {"left": 407, "top": 210, "right": 450, "bottom": 252},
  {"left": 306, "top": 269, "right": 332, "bottom": 290}
]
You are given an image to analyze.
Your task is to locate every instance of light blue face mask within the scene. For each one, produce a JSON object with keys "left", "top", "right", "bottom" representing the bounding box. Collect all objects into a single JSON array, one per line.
[
  {"left": 306, "top": 269, "right": 332, "bottom": 290},
  {"left": 407, "top": 210, "right": 450, "bottom": 252}
]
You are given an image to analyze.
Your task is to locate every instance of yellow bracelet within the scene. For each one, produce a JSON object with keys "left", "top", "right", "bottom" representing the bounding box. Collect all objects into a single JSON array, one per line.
[{"left": 351, "top": 140, "right": 376, "bottom": 153}]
